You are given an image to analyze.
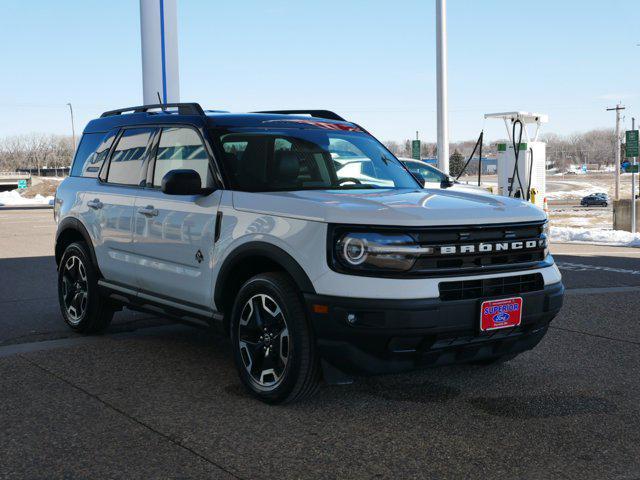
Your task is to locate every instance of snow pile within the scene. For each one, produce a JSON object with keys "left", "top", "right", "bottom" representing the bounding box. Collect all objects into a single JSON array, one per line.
[
  {"left": 0, "top": 190, "right": 54, "bottom": 206},
  {"left": 551, "top": 226, "right": 640, "bottom": 247}
]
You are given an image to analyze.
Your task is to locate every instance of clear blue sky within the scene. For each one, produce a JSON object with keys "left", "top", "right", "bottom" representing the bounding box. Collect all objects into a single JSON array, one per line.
[{"left": 1, "top": 0, "right": 639, "bottom": 142}]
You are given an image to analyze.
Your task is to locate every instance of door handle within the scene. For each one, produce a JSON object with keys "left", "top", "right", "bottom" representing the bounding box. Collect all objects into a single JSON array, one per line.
[
  {"left": 87, "top": 199, "right": 103, "bottom": 210},
  {"left": 138, "top": 205, "right": 158, "bottom": 217}
]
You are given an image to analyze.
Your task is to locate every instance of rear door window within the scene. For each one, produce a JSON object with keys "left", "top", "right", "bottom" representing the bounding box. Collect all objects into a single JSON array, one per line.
[
  {"left": 107, "top": 127, "right": 155, "bottom": 186},
  {"left": 153, "top": 127, "right": 213, "bottom": 188}
]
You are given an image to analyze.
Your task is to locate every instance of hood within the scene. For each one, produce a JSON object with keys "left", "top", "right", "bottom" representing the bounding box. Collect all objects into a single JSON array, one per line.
[{"left": 232, "top": 188, "right": 547, "bottom": 226}]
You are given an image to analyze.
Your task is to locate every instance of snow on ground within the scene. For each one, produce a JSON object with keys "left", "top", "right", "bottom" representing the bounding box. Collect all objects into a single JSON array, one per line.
[
  {"left": 0, "top": 190, "right": 54, "bottom": 206},
  {"left": 548, "top": 206, "right": 611, "bottom": 229},
  {"left": 545, "top": 179, "right": 610, "bottom": 200},
  {"left": 546, "top": 187, "right": 607, "bottom": 200},
  {"left": 551, "top": 226, "right": 640, "bottom": 247}
]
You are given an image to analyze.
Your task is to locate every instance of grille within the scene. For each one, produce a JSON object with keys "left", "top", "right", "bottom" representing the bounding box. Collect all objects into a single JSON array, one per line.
[
  {"left": 329, "top": 221, "right": 549, "bottom": 278},
  {"left": 439, "top": 273, "right": 544, "bottom": 301},
  {"left": 409, "top": 221, "right": 547, "bottom": 276}
]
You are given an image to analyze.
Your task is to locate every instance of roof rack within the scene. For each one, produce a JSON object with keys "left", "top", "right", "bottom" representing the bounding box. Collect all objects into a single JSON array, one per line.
[
  {"left": 251, "top": 110, "right": 346, "bottom": 122},
  {"left": 100, "top": 103, "right": 206, "bottom": 118}
]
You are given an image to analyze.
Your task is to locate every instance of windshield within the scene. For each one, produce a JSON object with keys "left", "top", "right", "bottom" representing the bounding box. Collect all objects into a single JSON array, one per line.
[{"left": 213, "top": 129, "right": 419, "bottom": 192}]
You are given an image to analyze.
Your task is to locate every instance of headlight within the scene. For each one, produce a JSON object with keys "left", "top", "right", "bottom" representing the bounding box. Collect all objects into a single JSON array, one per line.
[
  {"left": 542, "top": 221, "right": 550, "bottom": 237},
  {"left": 335, "top": 232, "right": 432, "bottom": 272},
  {"left": 542, "top": 221, "right": 550, "bottom": 256}
]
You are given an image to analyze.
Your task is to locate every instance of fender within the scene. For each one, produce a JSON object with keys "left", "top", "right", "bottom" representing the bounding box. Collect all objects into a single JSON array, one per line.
[
  {"left": 55, "top": 216, "right": 99, "bottom": 270},
  {"left": 214, "top": 241, "right": 316, "bottom": 310}
]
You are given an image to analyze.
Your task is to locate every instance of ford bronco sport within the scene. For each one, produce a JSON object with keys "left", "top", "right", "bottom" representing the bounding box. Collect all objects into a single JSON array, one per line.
[{"left": 54, "top": 103, "right": 564, "bottom": 403}]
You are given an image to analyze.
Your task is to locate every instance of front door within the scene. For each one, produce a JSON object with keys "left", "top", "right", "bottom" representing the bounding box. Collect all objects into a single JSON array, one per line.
[{"left": 132, "top": 126, "right": 220, "bottom": 308}]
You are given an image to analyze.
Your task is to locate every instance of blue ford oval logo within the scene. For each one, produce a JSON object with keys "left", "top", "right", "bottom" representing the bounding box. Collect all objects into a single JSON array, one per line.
[{"left": 493, "top": 312, "right": 510, "bottom": 323}]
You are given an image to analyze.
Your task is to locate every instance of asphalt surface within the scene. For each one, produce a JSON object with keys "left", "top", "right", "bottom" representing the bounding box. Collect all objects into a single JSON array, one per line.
[{"left": 1, "top": 209, "right": 639, "bottom": 479}]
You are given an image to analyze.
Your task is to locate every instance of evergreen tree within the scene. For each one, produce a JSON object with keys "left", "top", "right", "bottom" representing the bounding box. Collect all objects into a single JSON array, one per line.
[{"left": 449, "top": 149, "right": 465, "bottom": 177}]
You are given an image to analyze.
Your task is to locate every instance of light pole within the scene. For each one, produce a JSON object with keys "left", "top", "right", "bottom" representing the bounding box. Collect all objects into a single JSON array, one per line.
[
  {"left": 67, "top": 103, "right": 76, "bottom": 150},
  {"left": 632, "top": 117, "right": 636, "bottom": 234},
  {"left": 436, "top": 0, "right": 449, "bottom": 174}
]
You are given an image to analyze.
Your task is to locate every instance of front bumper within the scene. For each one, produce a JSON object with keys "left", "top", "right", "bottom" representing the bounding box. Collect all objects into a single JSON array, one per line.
[{"left": 305, "top": 282, "right": 564, "bottom": 379}]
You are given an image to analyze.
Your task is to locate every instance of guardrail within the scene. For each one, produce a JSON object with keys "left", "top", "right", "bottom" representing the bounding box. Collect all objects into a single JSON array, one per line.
[
  {"left": 17, "top": 167, "right": 70, "bottom": 177},
  {"left": 0, "top": 171, "right": 31, "bottom": 178}
]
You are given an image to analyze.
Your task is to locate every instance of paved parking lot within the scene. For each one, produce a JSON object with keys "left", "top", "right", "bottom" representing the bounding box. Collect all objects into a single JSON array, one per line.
[{"left": 1, "top": 208, "right": 639, "bottom": 479}]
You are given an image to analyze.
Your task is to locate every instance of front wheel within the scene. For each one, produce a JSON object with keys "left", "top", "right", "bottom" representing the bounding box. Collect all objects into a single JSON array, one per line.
[
  {"left": 230, "top": 272, "right": 320, "bottom": 404},
  {"left": 58, "top": 242, "right": 114, "bottom": 333}
]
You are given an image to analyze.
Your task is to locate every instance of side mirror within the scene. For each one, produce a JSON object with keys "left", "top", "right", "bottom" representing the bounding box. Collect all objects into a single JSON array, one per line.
[
  {"left": 440, "top": 178, "right": 454, "bottom": 189},
  {"left": 161, "top": 169, "right": 202, "bottom": 195}
]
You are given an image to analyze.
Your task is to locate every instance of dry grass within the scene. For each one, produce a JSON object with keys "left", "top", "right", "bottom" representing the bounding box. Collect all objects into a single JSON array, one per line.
[{"left": 20, "top": 179, "right": 60, "bottom": 198}]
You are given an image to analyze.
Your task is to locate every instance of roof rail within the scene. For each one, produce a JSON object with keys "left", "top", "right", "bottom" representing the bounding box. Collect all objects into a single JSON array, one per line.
[
  {"left": 100, "top": 103, "right": 206, "bottom": 118},
  {"left": 252, "top": 110, "right": 346, "bottom": 122}
]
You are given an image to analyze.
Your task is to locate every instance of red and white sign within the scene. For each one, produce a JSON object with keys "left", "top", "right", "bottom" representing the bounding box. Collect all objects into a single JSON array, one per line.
[{"left": 480, "top": 297, "right": 523, "bottom": 331}]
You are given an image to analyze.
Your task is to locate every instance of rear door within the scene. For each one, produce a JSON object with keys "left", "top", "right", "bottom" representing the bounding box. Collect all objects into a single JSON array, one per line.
[
  {"left": 92, "top": 126, "right": 157, "bottom": 287},
  {"left": 132, "top": 125, "right": 221, "bottom": 308}
]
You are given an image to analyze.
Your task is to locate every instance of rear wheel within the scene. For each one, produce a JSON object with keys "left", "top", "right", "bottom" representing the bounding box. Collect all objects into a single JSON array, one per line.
[
  {"left": 230, "top": 272, "right": 320, "bottom": 404},
  {"left": 58, "top": 242, "right": 114, "bottom": 333}
]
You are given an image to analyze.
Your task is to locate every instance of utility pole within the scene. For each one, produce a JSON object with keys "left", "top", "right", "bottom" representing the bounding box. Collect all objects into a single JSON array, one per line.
[
  {"left": 607, "top": 103, "right": 625, "bottom": 200},
  {"left": 435, "top": 0, "right": 449, "bottom": 174},
  {"left": 66, "top": 103, "right": 76, "bottom": 151}
]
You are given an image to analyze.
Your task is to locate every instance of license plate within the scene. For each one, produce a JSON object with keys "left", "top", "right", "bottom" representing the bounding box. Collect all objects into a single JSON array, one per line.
[{"left": 480, "top": 297, "right": 523, "bottom": 331}]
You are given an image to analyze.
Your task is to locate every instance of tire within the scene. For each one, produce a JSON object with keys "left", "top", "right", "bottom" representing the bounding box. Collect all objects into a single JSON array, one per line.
[
  {"left": 603, "top": 202, "right": 608, "bottom": 207},
  {"left": 471, "top": 352, "right": 519, "bottom": 366},
  {"left": 230, "top": 272, "right": 320, "bottom": 404},
  {"left": 58, "top": 241, "right": 114, "bottom": 334}
]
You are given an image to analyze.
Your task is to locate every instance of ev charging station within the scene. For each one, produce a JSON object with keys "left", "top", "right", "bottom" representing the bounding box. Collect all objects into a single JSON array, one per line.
[{"left": 484, "top": 112, "right": 549, "bottom": 208}]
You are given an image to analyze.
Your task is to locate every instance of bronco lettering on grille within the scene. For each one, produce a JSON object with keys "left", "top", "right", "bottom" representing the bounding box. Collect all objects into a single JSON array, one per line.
[{"left": 438, "top": 239, "right": 544, "bottom": 255}]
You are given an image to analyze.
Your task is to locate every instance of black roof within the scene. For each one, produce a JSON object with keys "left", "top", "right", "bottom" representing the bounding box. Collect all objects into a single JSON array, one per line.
[{"left": 84, "top": 104, "right": 358, "bottom": 134}]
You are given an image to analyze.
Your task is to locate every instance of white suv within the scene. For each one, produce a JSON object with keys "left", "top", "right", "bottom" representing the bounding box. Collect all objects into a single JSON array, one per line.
[{"left": 54, "top": 104, "right": 564, "bottom": 403}]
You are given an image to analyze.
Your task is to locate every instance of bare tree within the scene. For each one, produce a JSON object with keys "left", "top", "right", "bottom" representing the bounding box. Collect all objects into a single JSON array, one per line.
[{"left": 0, "top": 133, "right": 74, "bottom": 173}]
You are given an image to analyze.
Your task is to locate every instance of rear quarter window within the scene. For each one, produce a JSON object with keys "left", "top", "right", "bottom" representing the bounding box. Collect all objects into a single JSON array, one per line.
[{"left": 71, "top": 131, "right": 116, "bottom": 178}]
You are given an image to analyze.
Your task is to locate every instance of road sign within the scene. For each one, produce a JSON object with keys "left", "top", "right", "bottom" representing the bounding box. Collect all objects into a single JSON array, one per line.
[
  {"left": 17, "top": 180, "right": 27, "bottom": 189},
  {"left": 629, "top": 164, "right": 639, "bottom": 173},
  {"left": 626, "top": 130, "right": 639, "bottom": 157},
  {"left": 411, "top": 140, "right": 421, "bottom": 160}
]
